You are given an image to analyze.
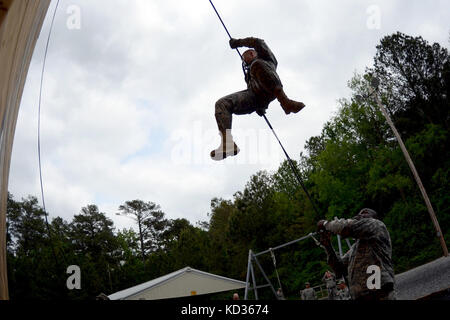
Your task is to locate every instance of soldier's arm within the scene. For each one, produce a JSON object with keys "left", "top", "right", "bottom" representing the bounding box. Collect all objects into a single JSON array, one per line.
[
  {"left": 233, "top": 37, "right": 278, "bottom": 66},
  {"left": 324, "top": 244, "right": 348, "bottom": 280},
  {"left": 324, "top": 218, "right": 382, "bottom": 239},
  {"left": 320, "top": 231, "right": 349, "bottom": 280}
]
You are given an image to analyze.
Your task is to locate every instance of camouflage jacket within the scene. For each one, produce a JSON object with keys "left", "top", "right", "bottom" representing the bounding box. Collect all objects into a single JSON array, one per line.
[
  {"left": 337, "top": 287, "right": 351, "bottom": 300},
  {"left": 322, "top": 272, "right": 337, "bottom": 288},
  {"left": 323, "top": 218, "right": 395, "bottom": 299},
  {"left": 301, "top": 287, "right": 317, "bottom": 300},
  {"left": 233, "top": 37, "right": 282, "bottom": 101}
]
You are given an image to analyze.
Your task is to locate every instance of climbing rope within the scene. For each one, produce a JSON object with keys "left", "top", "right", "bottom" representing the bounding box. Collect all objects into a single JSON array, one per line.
[
  {"left": 37, "top": 0, "right": 67, "bottom": 267},
  {"left": 208, "top": 1, "right": 250, "bottom": 82},
  {"left": 269, "top": 248, "right": 284, "bottom": 295},
  {"left": 262, "top": 116, "right": 321, "bottom": 216},
  {"left": 207, "top": 0, "right": 322, "bottom": 218},
  {"left": 38, "top": 0, "right": 60, "bottom": 230}
]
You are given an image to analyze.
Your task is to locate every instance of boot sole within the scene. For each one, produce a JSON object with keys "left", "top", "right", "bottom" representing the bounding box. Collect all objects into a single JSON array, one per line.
[
  {"left": 285, "top": 104, "right": 305, "bottom": 115},
  {"left": 210, "top": 148, "right": 240, "bottom": 161}
]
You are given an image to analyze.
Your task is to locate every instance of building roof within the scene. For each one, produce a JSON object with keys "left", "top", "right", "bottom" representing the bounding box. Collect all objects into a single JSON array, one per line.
[
  {"left": 395, "top": 256, "right": 450, "bottom": 300},
  {"left": 108, "top": 267, "right": 246, "bottom": 300}
]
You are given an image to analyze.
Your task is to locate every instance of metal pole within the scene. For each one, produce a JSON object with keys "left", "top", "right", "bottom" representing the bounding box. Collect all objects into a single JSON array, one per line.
[
  {"left": 372, "top": 88, "right": 448, "bottom": 257},
  {"left": 345, "top": 238, "right": 352, "bottom": 250},
  {"left": 253, "top": 254, "right": 279, "bottom": 299},
  {"left": 244, "top": 250, "right": 252, "bottom": 300},
  {"left": 249, "top": 260, "right": 259, "bottom": 300},
  {"left": 255, "top": 233, "right": 316, "bottom": 257},
  {"left": 337, "top": 234, "right": 343, "bottom": 258}
]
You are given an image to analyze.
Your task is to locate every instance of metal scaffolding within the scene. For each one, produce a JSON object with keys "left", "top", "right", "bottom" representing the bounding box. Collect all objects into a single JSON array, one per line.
[{"left": 244, "top": 232, "right": 354, "bottom": 300}]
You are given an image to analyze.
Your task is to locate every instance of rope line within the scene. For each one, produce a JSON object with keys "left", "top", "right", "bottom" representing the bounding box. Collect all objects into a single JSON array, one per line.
[
  {"left": 208, "top": 0, "right": 243, "bottom": 60},
  {"left": 269, "top": 248, "right": 284, "bottom": 294},
  {"left": 37, "top": 0, "right": 68, "bottom": 267},
  {"left": 38, "top": 0, "right": 60, "bottom": 223},
  {"left": 208, "top": 0, "right": 249, "bottom": 78},
  {"left": 262, "top": 115, "right": 321, "bottom": 216}
]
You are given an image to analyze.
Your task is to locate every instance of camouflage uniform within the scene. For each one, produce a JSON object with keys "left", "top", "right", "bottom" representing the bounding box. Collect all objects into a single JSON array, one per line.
[
  {"left": 337, "top": 285, "right": 351, "bottom": 300},
  {"left": 301, "top": 287, "right": 317, "bottom": 300},
  {"left": 322, "top": 271, "right": 338, "bottom": 300},
  {"left": 322, "top": 217, "right": 396, "bottom": 300},
  {"left": 215, "top": 37, "right": 282, "bottom": 132}
]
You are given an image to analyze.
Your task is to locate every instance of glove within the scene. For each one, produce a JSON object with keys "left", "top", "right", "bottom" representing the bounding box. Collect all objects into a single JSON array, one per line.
[
  {"left": 318, "top": 229, "right": 332, "bottom": 247},
  {"left": 256, "top": 108, "right": 266, "bottom": 117},
  {"left": 229, "top": 38, "right": 240, "bottom": 49},
  {"left": 317, "top": 220, "right": 328, "bottom": 231}
]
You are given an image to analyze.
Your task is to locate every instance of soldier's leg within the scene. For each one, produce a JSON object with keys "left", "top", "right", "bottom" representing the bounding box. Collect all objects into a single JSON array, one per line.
[
  {"left": 211, "top": 90, "right": 258, "bottom": 161},
  {"left": 274, "top": 87, "right": 306, "bottom": 115},
  {"left": 327, "top": 288, "right": 334, "bottom": 300},
  {"left": 329, "top": 287, "right": 338, "bottom": 300},
  {"left": 251, "top": 60, "right": 305, "bottom": 115}
]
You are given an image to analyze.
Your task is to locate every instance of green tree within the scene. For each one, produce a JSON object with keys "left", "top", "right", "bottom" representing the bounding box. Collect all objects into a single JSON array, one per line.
[
  {"left": 69, "top": 205, "right": 120, "bottom": 298},
  {"left": 372, "top": 32, "right": 449, "bottom": 135},
  {"left": 116, "top": 200, "right": 168, "bottom": 261}
]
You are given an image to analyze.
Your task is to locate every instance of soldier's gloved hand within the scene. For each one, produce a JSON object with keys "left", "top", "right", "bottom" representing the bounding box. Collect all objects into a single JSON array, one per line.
[
  {"left": 229, "top": 38, "right": 240, "bottom": 49},
  {"left": 256, "top": 108, "right": 266, "bottom": 117},
  {"left": 317, "top": 220, "right": 328, "bottom": 231},
  {"left": 319, "top": 229, "right": 332, "bottom": 247}
]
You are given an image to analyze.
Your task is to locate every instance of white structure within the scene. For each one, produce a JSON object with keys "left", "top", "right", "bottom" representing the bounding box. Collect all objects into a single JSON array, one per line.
[
  {"left": 0, "top": 0, "right": 51, "bottom": 300},
  {"left": 108, "top": 267, "right": 246, "bottom": 300}
]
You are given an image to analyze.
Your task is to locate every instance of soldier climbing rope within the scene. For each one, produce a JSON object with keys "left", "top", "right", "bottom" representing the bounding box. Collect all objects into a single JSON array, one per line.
[{"left": 208, "top": 0, "right": 321, "bottom": 218}]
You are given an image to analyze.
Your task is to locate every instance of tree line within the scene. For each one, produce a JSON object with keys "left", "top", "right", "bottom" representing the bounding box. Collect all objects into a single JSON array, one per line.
[{"left": 6, "top": 32, "right": 449, "bottom": 299}]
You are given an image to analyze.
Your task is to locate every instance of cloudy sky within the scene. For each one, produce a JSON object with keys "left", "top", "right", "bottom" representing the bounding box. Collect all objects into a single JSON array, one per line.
[{"left": 8, "top": 0, "right": 450, "bottom": 231}]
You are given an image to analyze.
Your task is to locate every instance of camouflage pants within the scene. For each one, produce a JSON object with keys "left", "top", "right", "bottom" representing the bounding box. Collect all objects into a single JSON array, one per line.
[
  {"left": 214, "top": 89, "right": 273, "bottom": 132},
  {"left": 354, "top": 283, "right": 396, "bottom": 301},
  {"left": 327, "top": 286, "right": 338, "bottom": 300}
]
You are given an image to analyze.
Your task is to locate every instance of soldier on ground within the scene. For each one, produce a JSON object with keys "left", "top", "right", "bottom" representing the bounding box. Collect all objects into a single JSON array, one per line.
[
  {"left": 337, "top": 280, "right": 351, "bottom": 300},
  {"left": 317, "top": 208, "right": 396, "bottom": 300},
  {"left": 276, "top": 287, "right": 286, "bottom": 300},
  {"left": 300, "top": 282, "right": 317, "bottom": 300},
  {"left": 322, "top": 270, "right": 338, "bottom": 300}
]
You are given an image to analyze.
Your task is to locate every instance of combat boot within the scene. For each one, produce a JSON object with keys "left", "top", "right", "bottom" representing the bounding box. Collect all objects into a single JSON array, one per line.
[
  {"left": 210, "top": 131, "right": 240, "bottom": 161},
  {"left": 276, "top": 89, "right": 306, "bottom": 115},
  {"left": 281, "top": 99, "right": 305, "bottom": 115}
]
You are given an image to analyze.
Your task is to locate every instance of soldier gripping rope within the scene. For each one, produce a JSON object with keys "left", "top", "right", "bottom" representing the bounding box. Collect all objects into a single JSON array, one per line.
[
  {"left": 317, "top": 208, "right": 396, "bottom": 300},
  {"left": 211, "top": 37, "right": 306, "bottom": 160}
]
